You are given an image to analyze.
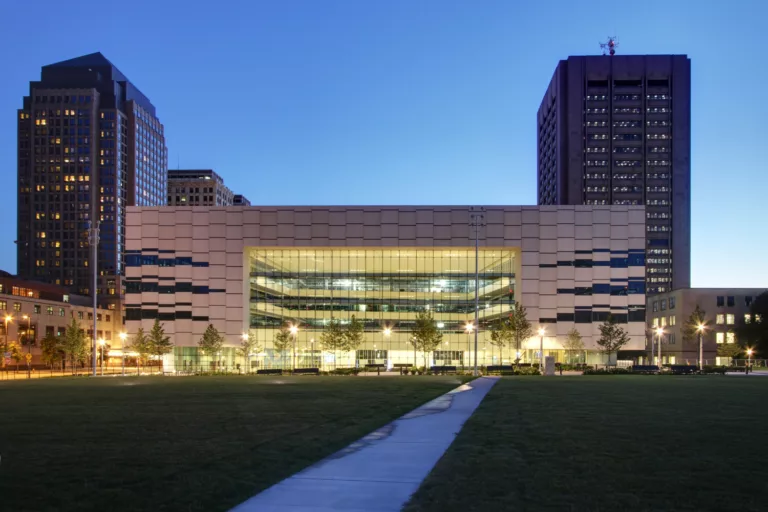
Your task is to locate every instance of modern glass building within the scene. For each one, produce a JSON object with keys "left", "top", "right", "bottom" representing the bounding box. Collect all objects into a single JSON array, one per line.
[{"left": 125, "top": 205, "right": 648, "bottom": 372}]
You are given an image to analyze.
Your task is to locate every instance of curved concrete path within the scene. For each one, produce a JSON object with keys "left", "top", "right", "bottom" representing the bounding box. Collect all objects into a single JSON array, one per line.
[{"left": 230, "top": 376, "right": 499, "bottom": 512}]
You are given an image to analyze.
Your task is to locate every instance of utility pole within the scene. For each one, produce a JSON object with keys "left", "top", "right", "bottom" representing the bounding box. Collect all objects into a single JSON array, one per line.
[
  {"left": 469, "top": 207, "right": 485, "bottom": 377},
  {"left": 89, "top": 222, "right": 99, "bottom": 377}
]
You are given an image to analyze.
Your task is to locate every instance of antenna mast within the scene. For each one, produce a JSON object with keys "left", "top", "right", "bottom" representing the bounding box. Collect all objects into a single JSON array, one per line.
[{"left": 599, "top": 36, "right": 619, "bottom": 56}]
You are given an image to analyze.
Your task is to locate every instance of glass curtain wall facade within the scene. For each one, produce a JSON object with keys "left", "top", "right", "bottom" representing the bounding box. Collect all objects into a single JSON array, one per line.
[{"left": 248, "top": 248, "right": 517, "bottom": 369}]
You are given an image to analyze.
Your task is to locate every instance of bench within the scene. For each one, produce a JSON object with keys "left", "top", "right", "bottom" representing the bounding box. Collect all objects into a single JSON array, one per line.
[
  {"left": 393, "top": 364, "right": 413, "bottom": 369},
  {"left": 486, "top": 365, "right": 515, "bottom": 373},
  {"left": 257, "top": 369, "right": 283, "bottom": 375},
  {"left": 364, "top": 363, "right": 386, "bottom": 375},
  {"left": 430, "top": 365, "right": 457, "bottom": 375},
  {"left": 631, "top": 365, "right": 660, "bottom": 374},
  {"left": 670, "top": 364, "right": 698, "bottom": 375},
  {"left": 292, "top": 368, "right": 320, "bottom": 376}
]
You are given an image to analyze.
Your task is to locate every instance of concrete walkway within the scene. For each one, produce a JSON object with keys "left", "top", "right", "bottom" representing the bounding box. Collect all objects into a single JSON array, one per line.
[{"left": 230, "top": 377, "right": 499, "bottom": 512}]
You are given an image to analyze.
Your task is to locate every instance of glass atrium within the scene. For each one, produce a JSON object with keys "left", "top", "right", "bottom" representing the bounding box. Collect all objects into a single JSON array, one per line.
[{"left": 248, "top": 248, "right": 518, "bottom": 369}]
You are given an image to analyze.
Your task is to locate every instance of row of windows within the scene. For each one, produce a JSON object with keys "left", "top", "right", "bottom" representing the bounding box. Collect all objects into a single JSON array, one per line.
[
  {"left": 651, "top": 315, "right": 677, "bottom": 328},
  {"left": 717, "top": 295, "right": 758, "bottom": 307},
  {"left": 0, "top": 301, "right": 110, "bottom": 321},
  {"left": 125, "top": 255, "right": 208, "bottom": 267},
  {"left": 556, "top": 282, "right": 645, "bottom": 295},
  {"left": 540, "top": 255, "right": 645, "bottom": 268},
  {"left": 125, "top": 282, "right": 216, "bottom": 294}
]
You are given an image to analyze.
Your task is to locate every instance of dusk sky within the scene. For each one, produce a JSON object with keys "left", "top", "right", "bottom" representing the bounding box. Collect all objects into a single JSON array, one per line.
[{"left": 1, "top": 0, "right": 766, "bottom": 287}]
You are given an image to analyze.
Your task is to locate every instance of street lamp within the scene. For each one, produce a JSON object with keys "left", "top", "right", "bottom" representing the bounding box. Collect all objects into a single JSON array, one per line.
[
  {"left": 119, "top": 332, "right": 127, "bottom": 376},
  {"left": 289, "top": 324, "right": 298, "bottom": 370},
  {"left": 3, "top": 314, "right": 13, "bottom": 369},
  {"left": 22, "top": 314, "right": 32, "bottom": 378},
  {"left": 538, "top": 327, "right": 546, "bottom": 374},
  {"left": 655, "top": 327, "right": 664, "bottom": 367},
  {"left": 747, "top": 348, "right": 754, "bottom": 373},
  {"left": 98, "top": 338, "right": 105, "bottom": 376},
  {"left": 696, "top": 324, "right": 706, "bottom": 371},
  {"left": 464, "top": 323, "right": 473, "bottom": 371},
  {"left": 382, "top": 328, "right": 391, "bottom": 370}
]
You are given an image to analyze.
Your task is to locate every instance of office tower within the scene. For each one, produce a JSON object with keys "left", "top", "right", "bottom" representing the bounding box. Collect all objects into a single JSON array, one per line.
[
  {"left": 233, "top": 194, "right": 251, "bottom": 206},
  {"left": 17, "top": 52, "right": 167, "bottom": 308},
  {"left": 537, "top": 54, "right": 691, "bottom": 294},
  {"left": 167, "top": 170, "right": 234, "bottom": 206}
]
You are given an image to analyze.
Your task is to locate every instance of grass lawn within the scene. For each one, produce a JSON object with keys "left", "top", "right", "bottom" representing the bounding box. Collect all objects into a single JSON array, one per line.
[
  {"left": 406, "top": 376, "right": 768, "bottom": 512},
  {"left": 0, "top": 375, "right": 460, "bottom": 512}
]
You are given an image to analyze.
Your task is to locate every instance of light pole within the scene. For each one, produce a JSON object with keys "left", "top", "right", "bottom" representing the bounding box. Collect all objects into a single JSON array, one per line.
[
  {"left": 696, "top": 324, "right": 705, "bottom": 370},
  {"left": 470, "top": 207, "right": 485, "bottom": 377},
  {"left": 655, "top": 327, "right": 664, "bottom": 368},
  {"left": 241, "top": 333, "right": 250, "bottom": 373},
  {"left": 98, "top": 338, "right": 105, "bottom": 376},
  {"left": 290, "top": 324, "right": 298, "bottom": 371},
  {"left": 538, "top": 327, "right": 546, "bottom": 374},
  {"left": 747, "top": 348, "right": 753, "bottom": 373},
  {"left": 89, "top": 221, "right": 99, "bottom": 377},
  {"left": 119, "top": 332, "right": 127, "bottom": 376},
  {"left": 3, "top": 314, "right": 13, "bottom": 370},
  {"left": 464, "top": 323, "right": 473, "bottom": 372},
  {"left": 22, "top": 314, "right": 31, "bottom": 378},
  {"left": 383, "top": 327, "right": 391, "bottom": 370}
]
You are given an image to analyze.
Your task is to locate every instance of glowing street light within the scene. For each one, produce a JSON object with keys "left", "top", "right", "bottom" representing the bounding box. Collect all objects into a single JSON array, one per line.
[
  {"left": 747, "top": 348, "right": 754, "bottom": 373},
  {"left": 3, "top": 314, "right": 13, "bottom": 369},
  {"left": 696, "top": 323, "right": 706, "bottom": 371},
  {"left": 119, "top": 332, "right": 128, "bottom": 376},
  {"left": 655, "top": 327, "right": 665, "bottom": 367},
  {"left": 464, "top": 323, "right": 474, "bottom": 371},
  {"left": 289, "top": 324, "right": 299, "bottom": 370}
]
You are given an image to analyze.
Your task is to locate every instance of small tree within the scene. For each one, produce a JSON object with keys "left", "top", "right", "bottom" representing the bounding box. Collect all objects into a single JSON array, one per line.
[
  {"left": 272, "top": 324, "right": 292, "bottom": 370},
  {"left": 562, "top": 328, "right": 585, "bottom": 364},
  {"left": 508, "top": 303, "right": 533, "bottom": 365},
  {"left": 489, "top": 318, "right": 512, "bottom": 365},
  {"left": 320, "top": 318, "right": 345, "bottom": 369},
  {"left": 148, "top": 319, "right": 174, "bottom": 371},
  {"left": 9, "top": 342, "right": 24, "bottom": 371},
  {"left": 128, "top": 327, "right": 151, "bottom": 376},
  {"left": 596, "top": 315, "right": 630, "bottom": 366},
  {"left": 198, "top": 324, "right": 225, "bottom": 371},
  {"left": 61, "top": 317, "right": 88, "bottom": 375},
  {"left": 40, "top": 332, "right": 63, "bottom": 369},
  {"left": 344, "top": 315, "right": 365, "bottom": 367},
  {"left": 236, "top": 332, "right": 262, "bottom": 373},
  {"left": 412, "top": 310, "right": 443, "bottom": 369},
  {"left": 681, "top": 304, "right": 712, "bottom": 367}
]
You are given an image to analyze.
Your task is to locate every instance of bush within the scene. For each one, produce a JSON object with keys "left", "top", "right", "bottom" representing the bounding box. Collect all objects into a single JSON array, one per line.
[
  {"left": 329, "top": 368, "right": 361, "bottom": 376},
  {"left": 702, "top": 365, "right": 727, "bottom": 375},
  {"left": 583, "top": 367, "right": 632, "bottom": 375}
]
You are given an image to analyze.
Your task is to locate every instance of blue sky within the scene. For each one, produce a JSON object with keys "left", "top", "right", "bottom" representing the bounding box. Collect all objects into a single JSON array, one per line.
[{"left": 1, "top": 0, "right": 766, "bottom": 287}]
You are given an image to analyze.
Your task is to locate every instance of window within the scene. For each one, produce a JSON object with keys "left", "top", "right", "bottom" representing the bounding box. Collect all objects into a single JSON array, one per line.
[
  {"left": 669, "top": 316, "right": 676, "bottom": 326},
  {"left": 726, "top": 314, "right": 735, "bottom": 325},
  {"left": 78, "top": 311, "right": 84, "bottom": 320},
  {"left": 652, "top": 317, "right": 659, "bottom": 327},
  {"left": 716, "top": 333, "right": 724, "bottom": 344},
  {"left": 745, "top": 296, "right": 753, "bottom": 307},
  {"left": 13, "top": 302, "right": 21, "bottom": 311},
  {"left": 716, "top": 314, "right": 725, "bottom": 325},
  {"left": 745, "top": 314, "right": 751, "bottom": 324},
  {"left": 717, "top": 296, "right": 724, "bottom": 307},
  {"left": 669, "top": 333, "right": 676, "bottom": 345},
  {"left": 59, "top": 308, "right": 65, "bottom": 317},
  {"left": 88, "top": 313, "right": 93, "bottom": 320},
  {"left": 661, "top": 299, "right": 667, "bottom": 311},
  {"left": 97, "top": 314, "right": 102, "bottom": 321},
  {"left": 669, "top": 297, "right": 675, "bottom": 309},
  {"left": 726, "top": 332, "right": 735, "bottom": 344},
  {"left": 0, "top": 301, "right": 5, "bottom": 310},
  {"left": 660, "top": 317, "right": 667, "bottom": 327},
  {"left": 652, "top": 301, "right": 658, "bottom": 312},
  {"left": 47, "top": 306, "right": 53, "bottom": 315},
  {"left": 34, "top": 304, "right": 41, "bottom": 314},
  {"left": 106, "top": 314, "right": 111, "bottom": 322},
  {"left": 727, "top": 296, "right": 735, "bottom": 307}
]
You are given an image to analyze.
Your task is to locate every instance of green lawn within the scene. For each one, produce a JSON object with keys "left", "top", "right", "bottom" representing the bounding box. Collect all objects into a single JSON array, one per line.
[
  {"left": 0, "top": 375, "right": 460, "bottom": 512},
  {"left": 406, "top": 376, "right": 768, "bottom": 512}
]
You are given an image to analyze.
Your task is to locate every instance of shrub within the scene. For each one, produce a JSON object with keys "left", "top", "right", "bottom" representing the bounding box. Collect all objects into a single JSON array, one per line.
[
  {"left": 583, "top": 367, "right": 632, "bottom": 375},
  {"left": 329, "top": 368, "right": 361, "bottom": 376}
]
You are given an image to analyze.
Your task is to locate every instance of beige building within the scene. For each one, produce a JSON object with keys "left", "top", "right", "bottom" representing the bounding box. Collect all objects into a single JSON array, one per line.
[
  {"left": 646, "top": 288, "right": 766, "bottom": 365},
  {"left": 0, "top": 274, "right": 120, "bottom": 367},
  {"left": 125, "top": 205, "right": 648, "bottom": 371},
  {"left": 167, "top": 169, "right": 234, "bottom": 206}
]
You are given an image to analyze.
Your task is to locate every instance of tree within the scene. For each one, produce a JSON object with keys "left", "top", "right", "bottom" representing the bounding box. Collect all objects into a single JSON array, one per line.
[
  {"left": 508, "top": 303, "right": 533, "bottom": 365},
  {"left": 320, "top": 318, "right": 345, "bottom": 369},
  {"left": 272, "top": 324, "right": 292, "bottom": 370},
  {"left": 198, "top": 324, "right": 225, "bottom": 371},
  {"left": 412, "top": 310, "right": 443, "bottom": 369},
  {"left": 717, "top": 342, "right": 742, "bottom": 360},
  {"left": 562, "top": 328, "right": 585, "bottom": 364},
  {"left": 489, "top": 318, "right": 512, "bottom": 365},
  {"left": 681, "top": 304, "right": 712, "bottom": 367},
  {"left": 61, "top": 317, "right": 88, "bottom": 375},
  {"left": 128, "top": 327, "right": 151, "bottom": 376},
  {"left": 344, "top": 315, "right": 365, "bottom": 367},
  {"left": 40, "top": 332, "right": 63, "bottom": 369},
  {"left": 236, "top": 332, "right": 262, "bottom": 373},
  {"left": 596, "top": 315, "right": 631, "bottom": 366},
  {"left": 736, "top": 292, "right": 768, "bottom": 357},
  {"left": 148, "top": 319, "right": 174, "bottom": 371},
  {"left": 9, "top": 342, "right": 24, "bottom": 371}
]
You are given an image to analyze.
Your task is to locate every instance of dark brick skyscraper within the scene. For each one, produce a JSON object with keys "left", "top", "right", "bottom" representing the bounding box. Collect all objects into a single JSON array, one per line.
[
  {"left": 17, "top": 53, "right": 167, "bottom": 309},
  {"left": 537, "top": 54, "right": 691, "bottom": 294}
]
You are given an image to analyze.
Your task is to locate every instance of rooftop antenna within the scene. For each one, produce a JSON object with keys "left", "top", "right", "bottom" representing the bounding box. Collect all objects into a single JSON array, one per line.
[{"left": 599, "top": 36, "right": 618, "bottom": 56}]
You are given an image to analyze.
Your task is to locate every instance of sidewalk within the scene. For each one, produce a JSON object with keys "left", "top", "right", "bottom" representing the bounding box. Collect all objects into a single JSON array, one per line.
[{"left": 230, "top": 376, "right": 499, "bottom": 512}]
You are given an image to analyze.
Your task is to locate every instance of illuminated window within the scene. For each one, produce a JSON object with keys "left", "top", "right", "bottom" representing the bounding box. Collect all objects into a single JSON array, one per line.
[
  {"left": 669, "top": 316, "right": 676, "bottom": 326},
  {"left": 726, "top": 332, "right": 735, "bottom": 344},
  {"left": 660, "top": 317, "right": 667, "bottom": 327},
  {"left": 716, "top": 333, "right": 724, "bottom": 344},
  {"left": 13, "top": 303, "right": 21, "bottom": 312},
  {"left": 726, "top": 314, "right": 735, "bottom": 325},
  {"left": 47, "top": 306, "right": 53, "bottom": 315},
  {"left": 652, "top": 317, "right": 658, "bottom": 327},
  {"left": 716, "top": 314, "right": 725, "bottom": 325}
]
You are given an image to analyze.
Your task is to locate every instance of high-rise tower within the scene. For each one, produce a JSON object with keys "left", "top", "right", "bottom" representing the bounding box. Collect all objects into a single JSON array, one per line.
[
  {"left": 537, "top": 53, "right": 691, "bottom": 294},
  {"left": 17, "top": 52, "right": 167, "bottom": 309}
]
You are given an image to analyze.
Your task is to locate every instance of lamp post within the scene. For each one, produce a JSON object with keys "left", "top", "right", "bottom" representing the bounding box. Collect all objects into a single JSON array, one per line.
[
  {"left": 470, "top": 207, "right": 484, "bottom": 377},
  {"left": 383, "top": 327, "right": 391, "bottom": 370},
  {"left": 22, "top": 314, "right": 32, "bottom": 378},
  {"left": 119, "top": 332, "right": 127, "bottom": 376},
  {"left": 464, "top": 323, "right": 473, "bottom": 372},
  {"left": 747, "top": 348, "right": 753, "bottom": 374},
  {"left": 3, "top": 314, "right": 13, "bottom": 370},
  {"left": 655, "top": 327, "right": 664, "bottom": 368},
  {"left": 241, "top": 333, "right": 250, "bottom": 373},
  {"left": 538, "top": 327, "right": 546, "bottom": 374},
  {"left": 98, "top": 338, "right": 105, "bottom": 376},
  {"left": 289, "top": 324, "right": 298, "bottom": 371},
  {"left": 89, "top": 221, "right": 99, "bottom": 377},
  {"left": 696, "top": 324, "right": 705, "bottom": 370}
]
